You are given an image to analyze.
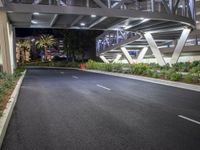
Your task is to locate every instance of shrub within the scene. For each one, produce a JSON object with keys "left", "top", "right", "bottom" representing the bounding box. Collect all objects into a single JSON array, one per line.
[
  {"left": 0, "top": 73, "right": 7, "bottom": 79},
  {"left": 169, "top": 73, "right": 182, "bottom": 81},
  {"left": 112, "top": 63, "right": 122, "bottom": 72},
  {"left": 131, "top": 63, "right": 148, "bottom": 75},
  {"left": 145, "top": 69, "right": 153, "bottom": 77},
  {"left": 152, "top": 72, "right": 160, "bottom": 78},
  {"left": 104, "top": 63, "right": 112, "bottom": 72},
  {"left": 189, "top": 64, "right": 200, "bottom": 75},
  {"left": 85, "top": 59, "right": 97, "bottom": 70},
  {"left": 164, "top": 69, "right": 176, "bottom": 80},
  {"left": 160, "top": 64, "right": 170, "bottom": 71},
  {"left": 183, "top": 74, "right": 194, "bottom": 83}
]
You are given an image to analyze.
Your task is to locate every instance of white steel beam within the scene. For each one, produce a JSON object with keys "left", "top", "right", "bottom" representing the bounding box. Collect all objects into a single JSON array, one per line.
[
  {"left": 136, "top": 47, "right": 148, "bottom": 63},
  {"left": 71, "top": 15, "right": 83, "bottom": 26},
  {"left": 112, "top": 54, "right": 122, "bottom": 63},
  {"left": 89, "top": 1, "right": 128, "bottom": 29},
  {"left": 50, "top": 14, "right": 58, "bottom": 27},
  {"left": 170, "top": 28, "right": 191, "bottom": 64},
  {"left": 121, "top": 47, "right": 135, "bottom": 64},
  {"left": 93, "top": 0, "right": 107, "bottom": 8},
  {"left": 100, "top": 55, "right": 110, "bottom": 63},
  {"left": 144, "top": 32, "right": 166, "bottom": 66},
  {"left": 89, "top": 17, "right": 107, "bottom": 28}
]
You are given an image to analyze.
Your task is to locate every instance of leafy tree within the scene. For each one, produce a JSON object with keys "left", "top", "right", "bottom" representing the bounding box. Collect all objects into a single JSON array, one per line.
[
  {"left": 36, "top": 34, "right": 56, "bottom": 60},
  {"left": 16, "top": 39, "right": 30, "bottom": 64}
]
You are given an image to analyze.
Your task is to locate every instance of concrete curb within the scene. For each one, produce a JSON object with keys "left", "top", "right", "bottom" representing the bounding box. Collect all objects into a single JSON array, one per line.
[
  {"left": 0, "top": 70, "right": 26, "bottom": 148},
  {"left": 83, "top": 69, "right": 200, "bottom": 92}
]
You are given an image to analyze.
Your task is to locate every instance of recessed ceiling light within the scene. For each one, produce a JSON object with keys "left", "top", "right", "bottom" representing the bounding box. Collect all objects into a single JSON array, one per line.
[
  {"left": 80, "top": 22, "right": 85, "bottom": 26},
  {"left": 31, "top": 20, "right": 38, "bottom": 24},
  {"left": 33, "top": 12, "right": 39, "bottom": 15},
  {"left": 91, "top": 14, "right": 96, "bottom": 18}
]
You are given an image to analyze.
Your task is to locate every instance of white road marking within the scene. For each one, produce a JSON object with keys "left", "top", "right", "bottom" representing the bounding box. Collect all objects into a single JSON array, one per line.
[
  {"left": 60, "top": 72, "right": 64, "bottom": 74},
  {"left": 178, "top": 115, "right": 200, "bottom": 125},
  {"left": 96, "top": 84, "right": 111, "bottom": 91},
  {"left": 72, "top": 76, "right": 79, "bottom": 79}
]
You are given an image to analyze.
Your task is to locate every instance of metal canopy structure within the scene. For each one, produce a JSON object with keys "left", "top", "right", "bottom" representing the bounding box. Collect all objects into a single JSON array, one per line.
[
  {"left": 1, "top": 0, "right": 195, "bottom": 29},
  {"left": 0, "top": 0, "right": 197, "bottom": 73}
]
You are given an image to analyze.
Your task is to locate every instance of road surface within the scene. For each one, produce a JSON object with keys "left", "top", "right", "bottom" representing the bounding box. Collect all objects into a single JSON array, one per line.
[{"left": 1, "top": 68, "right": 200, "bottom": 150}]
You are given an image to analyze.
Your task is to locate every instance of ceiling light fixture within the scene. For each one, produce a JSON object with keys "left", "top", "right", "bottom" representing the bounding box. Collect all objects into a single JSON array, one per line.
[
  {"left": 33, "top": 12, "right": 40, "bottom": 15},
  {"left": 91, "top": 14, "right": 97, "bottom": 18},
  {"left": 80, "top": 22, "right": 85, "bottom": 26},
  {"left": 31, "top": 20, "right": 38, "bottom": 24}
]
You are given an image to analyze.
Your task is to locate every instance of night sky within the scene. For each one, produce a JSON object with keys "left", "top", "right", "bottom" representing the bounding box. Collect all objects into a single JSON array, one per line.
[{"left": 15, "top": 28, "right": 103, "bottom": 59}]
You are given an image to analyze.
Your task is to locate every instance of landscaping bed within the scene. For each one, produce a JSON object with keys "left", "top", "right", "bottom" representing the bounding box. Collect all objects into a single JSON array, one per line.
[
  {"left": 0, "top": 67, "right": 25, "bottom": 116},
  {"left": 85, "top": 60, "right": 200, "bottom": 85}
]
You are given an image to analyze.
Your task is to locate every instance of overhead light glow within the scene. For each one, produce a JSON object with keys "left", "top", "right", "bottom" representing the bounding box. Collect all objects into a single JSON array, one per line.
[
  {"left": 91, "top": 14, "right": 97, "bottom": 18},
  {"left": 142, "top": 19, "right": 150, "bottom": 22},
  {"left": 80, "top": 22, "right": 85, "bottom": 26},
  {"left": 124, "top": 25, "right": 132, "bottom": 30},
  {"left": 31, "top": 20, "right": 38, "bottom": 24},
  {"left": 33, "top": 12, "right": 39, "bottom": 15}
]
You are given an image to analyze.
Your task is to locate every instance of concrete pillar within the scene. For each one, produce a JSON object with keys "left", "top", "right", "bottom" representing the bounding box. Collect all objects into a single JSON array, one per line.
[
  {"left": 0, "top": 11, "right": 13, "bottom": 73},
  {"left": 112, "top": 54, "right": 122, "bottom": 63},
  {"left": 100, "top": 55, "right": 109, "bottom": 63},
  {"left": 121, "top": 47, "right": 135, "bottom": 64},
  {"left": 170, "top": 28, "right": 191, "bottom": 64},
  {"left": 136, "top": 47, "right": 148, "bottom": 63},
  {"left": 144, "top": 32, "right": 166, "bottom": 66}
]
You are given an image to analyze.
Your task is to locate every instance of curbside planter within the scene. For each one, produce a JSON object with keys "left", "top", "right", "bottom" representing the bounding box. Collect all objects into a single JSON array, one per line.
[{"left": 0, "top": 70, "right": 26, "bottom": 148}]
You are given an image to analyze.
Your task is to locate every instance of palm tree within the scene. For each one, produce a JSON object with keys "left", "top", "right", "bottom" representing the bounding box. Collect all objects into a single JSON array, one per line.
[
  {"left": 36, "top": 34, "right": 56, "bottom": 61},
  {"left": 16, "top": 39, "right": 30, "bottom": 64}
]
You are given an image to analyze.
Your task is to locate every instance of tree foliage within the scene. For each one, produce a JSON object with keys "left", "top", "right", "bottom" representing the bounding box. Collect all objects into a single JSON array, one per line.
[{"left": 36, "top": 34, "right": 56, "bottom": 49}]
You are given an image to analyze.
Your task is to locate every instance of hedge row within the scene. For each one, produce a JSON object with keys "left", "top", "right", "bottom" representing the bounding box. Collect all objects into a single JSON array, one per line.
[{"left": 85, "top": 60, "right": 200, "bottom": 84}]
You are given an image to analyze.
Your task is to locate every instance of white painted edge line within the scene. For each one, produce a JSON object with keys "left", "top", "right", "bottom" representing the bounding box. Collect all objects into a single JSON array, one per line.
[
  {"left": 0, "top": 70, "right": 27, "bottom": 148},
  {"left": 72, "top": 76, "right": 79, "bottom": 79},
  {"left": 82, "top": 69, "right": 200, "bottom": 92},
  {"left": 96, "top": 84, "right": 111, "bottom": 91},
  {"left": 178, "top": 115, "right": 200, "bottom": 125}
]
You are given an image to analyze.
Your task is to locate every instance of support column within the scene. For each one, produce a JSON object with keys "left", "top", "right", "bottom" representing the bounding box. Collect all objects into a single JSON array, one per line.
[
  {"left": 100, "top": 55, "right": 109, "bottom": 63},
  {"left": 144, "top": 32, "right": 166, "bottom": 66},
  {"left": 0, "top": 11, "right": 12, "bottom": 73},
  {"left": 170, "top": 28, "right": 191, "bottom": 64},
  {"left": 112, "top": 54, "right": 122, "bottom": 63},
  {"left": 121, "top": 47, "right": 135, "bottom": 64},
  {"left": 136, "top": 47, "right": 148, "bottom": 63},
  {"left": 12, "top": 27, "right": 17, "bottom": 69}
]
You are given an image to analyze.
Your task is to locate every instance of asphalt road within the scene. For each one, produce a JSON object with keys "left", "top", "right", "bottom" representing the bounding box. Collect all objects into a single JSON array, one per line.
[{"left": 1, "top": 68, "right": 200, "bottom": 150}]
